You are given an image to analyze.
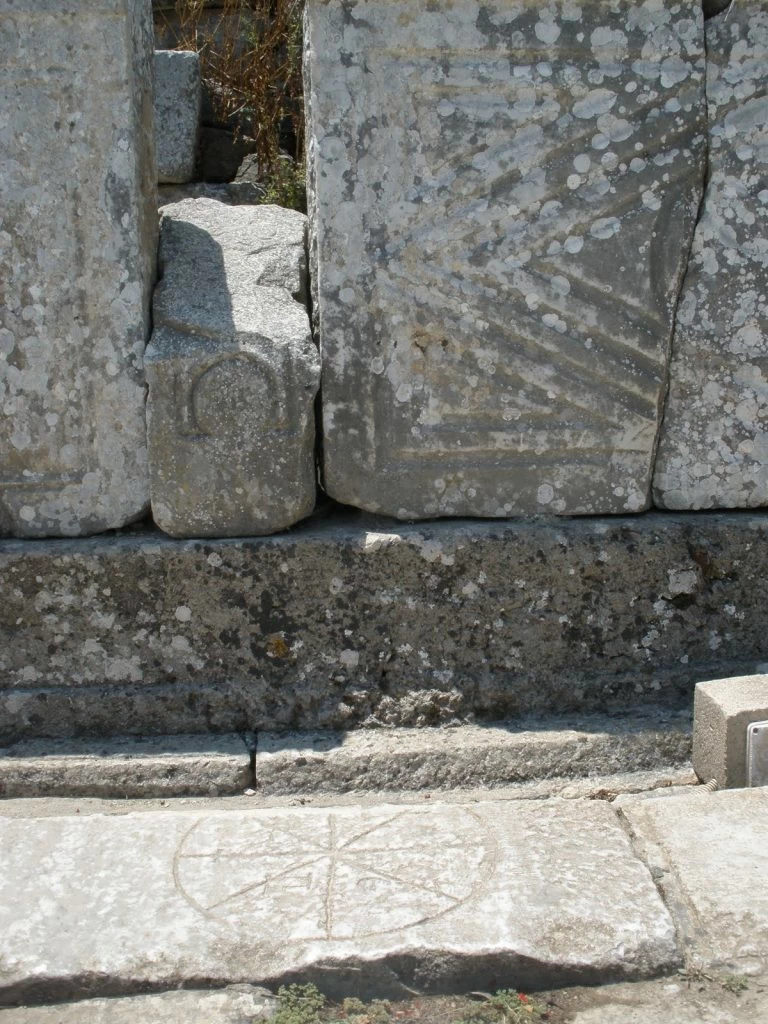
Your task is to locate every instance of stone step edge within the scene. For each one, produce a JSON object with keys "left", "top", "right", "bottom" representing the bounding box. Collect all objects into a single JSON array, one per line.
[
  {"left": 0, "top": 712, "right": 692, "bottom": 799},
  {"left": 254, "top": 713, "right": 692, "bottom": 795}
]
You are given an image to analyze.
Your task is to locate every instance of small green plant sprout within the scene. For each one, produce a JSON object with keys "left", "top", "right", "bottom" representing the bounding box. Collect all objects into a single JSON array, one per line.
[
  {"left": 337, "top": 997, "right": 393, "bottom": 1024},
  {"left": 459, "top": 989, "right": 547, "bottom": 1024},
  {"left": 721, "top": 974, "right": 749, "bottom": 994},
  {"left": 275, "top": 982, "right": 328, "bottom": 1024}
]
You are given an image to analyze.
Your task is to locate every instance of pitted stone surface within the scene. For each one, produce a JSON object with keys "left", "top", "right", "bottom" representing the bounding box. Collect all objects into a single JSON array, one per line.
[
  {"left": 621, "top": 787, "right": 768, "bottom": 970},
  {"left": 0, "top": 0, "right": 156, "bottom": 538},
  {"left": 145, "top": 199, "right": 318, "bottom": 537},
  {"left": 154, "top": 50, "right": 202, "bottom": 184},
  {"left": 307, "top": 0, "right": 706, "bottom": 519},
  {"left": 1, "top": 512, "right": 768, "bottom": 738},
  {"left": 654, "top": 4, "right": 768, "bottom": 510},
  {"left": 0, "top": 799, "right": 677, "bottom": 1003}
]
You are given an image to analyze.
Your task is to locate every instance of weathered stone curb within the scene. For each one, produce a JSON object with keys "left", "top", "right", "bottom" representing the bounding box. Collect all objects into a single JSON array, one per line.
[
  {"left": 0, "top": 799, "right": 679, "bottom": 1006},
  {"left": 3, "top": 512, "right": 768, "bottom": 738},
  {"left": 0, "top": 735, "right": 252, "bottom": 800},
  {"left": 0, "top": 714, "right": 689, "bottom": 799},
  {"left": 255, "top": 711, "right": 692, "bottom": 796}
]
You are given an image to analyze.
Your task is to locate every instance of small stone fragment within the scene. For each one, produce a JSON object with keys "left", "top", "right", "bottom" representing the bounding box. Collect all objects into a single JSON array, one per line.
[
  {"left": 154, "top": 50, "right": 202, "bottom": 184},
  {"left": 653, "top": 3, "right": 768, "bottom": 510},
  {"left": 145, "top": 199, "right": 319, "bottom": 537}
]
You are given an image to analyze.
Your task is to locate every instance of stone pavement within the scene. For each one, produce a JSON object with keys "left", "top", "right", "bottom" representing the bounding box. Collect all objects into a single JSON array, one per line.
[{"left": 0, "top": 785, "right": 766, "bottom": 1018}]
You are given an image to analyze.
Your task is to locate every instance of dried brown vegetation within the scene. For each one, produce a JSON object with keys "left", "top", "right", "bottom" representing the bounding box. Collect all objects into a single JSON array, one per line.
[{"left": 160, "top": 0, "right": 305, "bottom": 190}]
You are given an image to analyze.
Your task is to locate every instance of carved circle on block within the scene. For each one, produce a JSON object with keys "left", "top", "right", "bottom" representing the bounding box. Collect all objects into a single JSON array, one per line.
[
  {"left": 191, "top": 354, "right": 280, "bottom": 436},
  {"left": 172, "top": 807, "right": 496, "bottom": 942}
]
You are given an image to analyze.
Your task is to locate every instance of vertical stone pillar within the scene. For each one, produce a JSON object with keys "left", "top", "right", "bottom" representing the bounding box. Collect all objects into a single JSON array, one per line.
[
  {"left": 306, "top": 0, "right": 706, "bottom": 519},
  {"left": 653, "top": 2, "right": 768, "bottom": 509},
  {"left": 0, "top": 0, "right": 156, "bottom": 537}
]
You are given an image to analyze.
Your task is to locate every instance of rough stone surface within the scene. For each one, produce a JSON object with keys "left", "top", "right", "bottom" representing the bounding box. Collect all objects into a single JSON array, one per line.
[
  {"left": 0, "top": 986, "right": 276, "bottom": 1024},
  {"left": 621, "top": 787, "right": 768, "bottom": 971},
  {"left": 0, "top": 734, "right": 251, "bottom": 799},
  {"left": 0, "top": 799, "right": 678, "bottom": 1005},
  {"left": 158, "top": 182, "right": 267, "bottom": 207},
  {"left": 692, "top": 674, "right": 768, "bottom": 788},
  {"left": 2, "top": 512, "right": 768, "bottom": 739},
  {"left": 0, "top": 0, "right": 157, "bottom": 538},
  {"left": 255, "top": 711, "right": 692, "bottom": 796},
  {"left": 306, "top": 0, "right": 706, "bottom": 519},
  {"left": 654, "top": 3, "right": 768, "bottom": 509},
  {"left": 564, "top": 973, "right": 768, "bottom": 1023},
  {"left": 154, "top": 50, "right": 201, "bottom": 184},
  {"left": 145, "top": 199, "right": 318, "bottom": 537}
]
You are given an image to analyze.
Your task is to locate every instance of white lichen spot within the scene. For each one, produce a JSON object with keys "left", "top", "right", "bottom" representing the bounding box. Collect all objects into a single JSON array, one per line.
[
  {"left": 340, "top": 649, "right": 360, "bottom": 669},
  {"left": 590, "top": 217, "right": 621, "bottom": 240},
  {"left": 573, "top": 88, "right": 617, "bottom": 120},
  {"left": 537, "top": 483, "right": 555, "bottom": 504},
  {"left": 174, "top": 605, "right": 192, "bottom": 623},
  {"left": 535, "top": 20, "right": 561, "bottom": 45}
]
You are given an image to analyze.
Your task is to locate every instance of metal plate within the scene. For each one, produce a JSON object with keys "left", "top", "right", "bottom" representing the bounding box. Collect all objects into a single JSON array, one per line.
[{"left": 747, "top": 721, "right": 768, "bottom": 787}]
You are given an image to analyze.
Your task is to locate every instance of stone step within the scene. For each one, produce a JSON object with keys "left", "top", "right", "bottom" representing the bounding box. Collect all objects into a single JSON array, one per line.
[
  {"left": 2, "top": 511, "right": 768, "bottom": 740},
  {"left": 0, "top": 734, "right": 252, "bottom": 800},
  {"left": 254, "top": 711, "right": 693, "bottom": 796},
  {"left": 0, "top": 795, "right": 681, "bottom": 1007},
  {"left": 0, "top": 712, "right": 691, "bottom": 799}
]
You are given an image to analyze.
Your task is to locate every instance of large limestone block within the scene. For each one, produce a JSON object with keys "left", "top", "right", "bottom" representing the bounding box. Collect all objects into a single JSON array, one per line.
[
  {"left": 653, "top": 4, "right": 768, "bottom": 510},
  {"left": 154, "top": 50, "right": 202, "bottom": 184},
  {"left": 0, "top": 0, "right": 156, "bottom": 537},
  {"left": 0, "top": 800, "right": 678, "bottom": 1002},
  {"left": 145, "top": 199, "right": 319, "bottom": 537},
  {"left": 307, "top": 0, "right": 706, "bottom": 519},
  {"left": 622, "top": 787, "right": 768, "bottom": 970}
]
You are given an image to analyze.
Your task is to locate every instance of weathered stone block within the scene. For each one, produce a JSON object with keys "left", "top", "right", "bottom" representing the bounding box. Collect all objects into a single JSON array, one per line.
[
  {"left": 145, "top": 199, "right": 319, "bottom": 537},
  {"left": 0, "top": 733, "right": 252, "bottom": 799},
  {"left": 0, "top": 800, "right": 677, "bottom": 1003},
  {"left": 623, "top": 787, "right": 768, "bottom": 969},
  {"left": 653, "top": 4, "right": 768, "bottom": 510},
  {"left": 1, "top": 512, "right": 768, "bottom": 740},
  {"left": 692, "top": 675, "right": 768, "bottom": 788},
  {"left": 306, "top": 0, "right": 706, "bottom": 519},
  {"left": 154, "top": 50, "right": 201, "bottom": 184},
  {"left": 0, "top": 0, "right": 157, "bottom": 537}
]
